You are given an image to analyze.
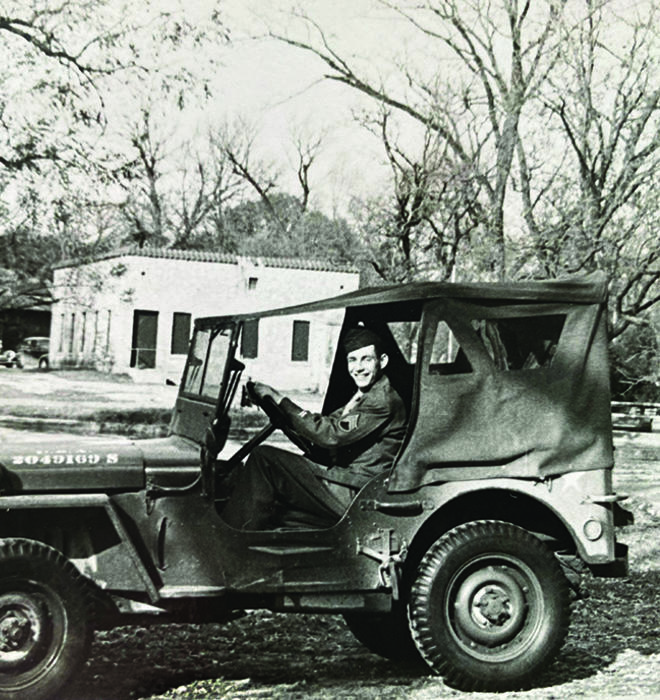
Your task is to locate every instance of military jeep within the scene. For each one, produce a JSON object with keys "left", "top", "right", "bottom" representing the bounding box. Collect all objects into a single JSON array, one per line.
[{"left": 0, "top": 273, "right": 629, "bottom": 698}]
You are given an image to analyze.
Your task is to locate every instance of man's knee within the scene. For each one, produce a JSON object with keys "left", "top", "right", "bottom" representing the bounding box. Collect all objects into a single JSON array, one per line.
[
  {"left": 248, "top": 444, "right": 280, "bottom": 463},
  {"left": 241, "top": 445, "right": 292, "bottom": 490},
  {"left": 246, "top": 444, "right": 290, "bottom": 472}
]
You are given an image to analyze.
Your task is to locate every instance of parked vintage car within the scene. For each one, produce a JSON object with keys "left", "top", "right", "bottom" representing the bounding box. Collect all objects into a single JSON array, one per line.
[
  {"left": 0, "top": 273, "right": 630, "bottom": 699},
  {"left": 14, "top": 336, "right": 50, "bottom": 369},
  {"left": 0, "top": 349, "right": 19, "bottom": 368}
]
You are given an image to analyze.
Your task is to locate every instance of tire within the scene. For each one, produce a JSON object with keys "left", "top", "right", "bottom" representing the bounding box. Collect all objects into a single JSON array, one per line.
[
  {"left": 408, "top": 520, "right": 570, "bottom": 691},
  {"left": 343, "top": 605, "right": 421, "bottom": 663},
  {"left": 0, "top": 539, "right": 93, "bottom": 700},
  {"left": 38, "top": 358, "right": 48, "bottom": 370}
]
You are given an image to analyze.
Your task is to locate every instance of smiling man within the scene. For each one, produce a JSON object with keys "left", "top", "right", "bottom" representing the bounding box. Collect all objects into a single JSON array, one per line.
[{"left": 221, "top": 327, "right": 407, "bottom": 530}]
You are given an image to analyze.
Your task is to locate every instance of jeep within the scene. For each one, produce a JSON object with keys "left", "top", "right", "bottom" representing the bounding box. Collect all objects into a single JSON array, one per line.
[{"left": 0, "top": 272, "right": 629, "bottom": 699}]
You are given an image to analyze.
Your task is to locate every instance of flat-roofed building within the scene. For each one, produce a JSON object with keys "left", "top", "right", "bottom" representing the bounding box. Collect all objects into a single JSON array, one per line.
[{"left": 50, "top": 247, "right": 359, "bottom": 385}]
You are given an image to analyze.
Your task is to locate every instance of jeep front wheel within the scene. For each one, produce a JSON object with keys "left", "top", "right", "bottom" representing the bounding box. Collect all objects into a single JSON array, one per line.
[
  {"left": 408, "top": 521, "right": 569, "bottom": 691},
  {"left": 0, "top": 539, "right": 92, "bottom": 700}
]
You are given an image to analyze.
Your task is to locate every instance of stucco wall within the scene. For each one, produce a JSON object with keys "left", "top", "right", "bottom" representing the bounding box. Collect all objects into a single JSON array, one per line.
[{"left": 50, "top": 252, "right": 358, "bottom": 386}]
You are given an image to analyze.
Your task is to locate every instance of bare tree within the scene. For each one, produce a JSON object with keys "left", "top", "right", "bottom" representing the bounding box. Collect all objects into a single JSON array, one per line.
[
  {"left": 352, "top": 109, "right": 481, "bottom": 282},
  {"left": 222, "top": 128, "right": 285, "bottom": 235},
  {"left": 213, "top": 120, "right": 325, "bottom": 239},
  {"left": 518, "top": 2, "right": 660, "bottom": 338},
  {"left": 172, "top": 131, "right": 248, "bottom": 250},
  {"left": 115, "top": 108, "right": 174, "bottom": 247},
  {"left": 0, "top": 0, "right": 227, "bottom": 305},
  {"left": 274, "top": 0, "right": 566, "bottom": 279},
  {"left": 291, "top": 128, "right": 323, "bottom": 213},
  {"left": 0, "top": 0, "right": 226, "bottom": 173}
]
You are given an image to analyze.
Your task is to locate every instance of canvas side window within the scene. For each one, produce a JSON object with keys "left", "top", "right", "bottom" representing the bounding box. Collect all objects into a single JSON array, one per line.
[
  {"left": 429, "top": 322, "right": 473, "bottom": 374},
  {"left": 387, "top": 321, "right": 420, "bottom": 363},
  {"left": 472, "top": 314, "right": 565, "bottom": 371}
]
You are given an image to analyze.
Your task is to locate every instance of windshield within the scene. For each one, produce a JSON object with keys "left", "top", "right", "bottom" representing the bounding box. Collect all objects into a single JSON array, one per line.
[{"left": 182, "top": 326, "right": 232, "bottom": 402}]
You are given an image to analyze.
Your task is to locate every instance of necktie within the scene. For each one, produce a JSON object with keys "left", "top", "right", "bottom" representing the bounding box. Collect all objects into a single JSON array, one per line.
[{"left": 342, "top": 390, "right": 363, "bottom": 416}]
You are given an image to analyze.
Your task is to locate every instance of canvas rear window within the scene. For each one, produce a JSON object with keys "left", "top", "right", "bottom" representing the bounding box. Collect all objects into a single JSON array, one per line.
[
  {"left": 429, "top": 321, "right": 473, "bottom": 375},
  {"left": 472, "top": 314, "right": 565, "bottom": 371}
]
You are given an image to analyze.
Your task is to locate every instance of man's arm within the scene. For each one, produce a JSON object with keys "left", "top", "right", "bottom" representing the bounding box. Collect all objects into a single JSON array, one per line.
[
  {"left": 251, "top": 382, "right": 284, "bottom": 404},
  {"left": 278, "top": 393, "right": 392, "bottom": 450}
]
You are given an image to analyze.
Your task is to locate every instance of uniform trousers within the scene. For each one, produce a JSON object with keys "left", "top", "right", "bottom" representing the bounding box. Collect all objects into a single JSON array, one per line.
[{"left": 221, "top": 445, "right": 356, "bottom": 530}]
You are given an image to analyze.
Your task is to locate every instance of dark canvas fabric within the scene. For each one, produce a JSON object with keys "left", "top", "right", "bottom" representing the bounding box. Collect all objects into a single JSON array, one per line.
[
  {"left": 199, "top": 272, "right": 609, "bottom": 327},
  {"left": 388, "top": 299, "right": 613, "bottom": 492}
]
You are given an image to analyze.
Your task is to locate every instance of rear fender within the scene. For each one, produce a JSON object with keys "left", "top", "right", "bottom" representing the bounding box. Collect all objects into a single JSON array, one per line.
[{"left": 403, "top": 473, "right": 621, "bottom": 573}]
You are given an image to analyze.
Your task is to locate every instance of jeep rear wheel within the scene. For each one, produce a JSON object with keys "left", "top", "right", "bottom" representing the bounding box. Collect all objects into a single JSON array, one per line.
[
  {"left": 408, "top": 521, "right": 569, "bottom": 691},
  {"left": 0, "top": 539, "right": 92, "bottom": 700}
]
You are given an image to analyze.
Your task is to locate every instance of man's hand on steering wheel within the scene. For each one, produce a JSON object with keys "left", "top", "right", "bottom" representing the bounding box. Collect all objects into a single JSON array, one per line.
[
  {"left": 246, "top": 380, "right": 314, "bottom": 456},
  {"left": 251, "top": 381, "right": 284, "bottom": 405}
]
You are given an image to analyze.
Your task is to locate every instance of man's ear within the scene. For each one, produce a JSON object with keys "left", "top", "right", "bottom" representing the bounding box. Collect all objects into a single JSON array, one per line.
[{"left": 379, "top": 353, "right": 389, "bottom": 369}]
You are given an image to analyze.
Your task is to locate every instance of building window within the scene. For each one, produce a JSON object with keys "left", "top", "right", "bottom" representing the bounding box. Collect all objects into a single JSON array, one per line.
[
  {"left": 80, "top": 311, "right": 87, "bottom": 354},
  {"left": 248, "top": 277, "right": 258, "bottom": 290},
  {"left": 68, "top": 313, "right": 75, "bottom": 355},
  {"left": 291, "top": 320, "right": 310, "bottom": 362},
  {"left": 92, "top": 311, "right": 99, "bottom": 354},
  {"left": 171, "top": 312, "right": 192, "bottom": 355},
  {"left": 59, "top": 314, "right": 65, "bottom": 352},
  {"left": 241, "top": 319, "right": 259, "bottom": 359},
  {"left": 130, "top": 310, "right": 158, "bottom": 369}
]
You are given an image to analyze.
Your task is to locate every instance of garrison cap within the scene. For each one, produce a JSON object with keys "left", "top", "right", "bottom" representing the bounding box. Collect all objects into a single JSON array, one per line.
[{"left": 342, "top": 327, "right": 384, "bottom": 355}]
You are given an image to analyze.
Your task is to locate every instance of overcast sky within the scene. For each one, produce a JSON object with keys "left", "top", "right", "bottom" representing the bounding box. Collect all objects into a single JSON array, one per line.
[{"left": 201, "top": 0, "right": 413, "bottom": 210}]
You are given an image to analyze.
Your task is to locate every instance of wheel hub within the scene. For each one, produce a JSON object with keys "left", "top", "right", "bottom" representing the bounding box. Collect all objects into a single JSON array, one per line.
[
  {"left": 453, "top": 566, "right": 528, "bottom": 647},
  {"left": 0, "top": 594, "right": 44, "bottom": 668},
  {"left": 0, "top": 612, "right": 33, "bottom": 650},
  {"left": 473, "top": 585, "right": 512, "bottom": 626}
]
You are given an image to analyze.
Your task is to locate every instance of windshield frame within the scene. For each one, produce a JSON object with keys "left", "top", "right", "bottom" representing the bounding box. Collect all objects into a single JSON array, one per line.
[{"left": 179, "top": 321, "right": 238, "bottom": 404}]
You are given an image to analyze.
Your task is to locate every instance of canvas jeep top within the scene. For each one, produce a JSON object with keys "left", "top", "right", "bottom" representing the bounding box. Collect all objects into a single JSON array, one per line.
[{"left": 0, "top": 271, "right": 629, "bottom": 699}]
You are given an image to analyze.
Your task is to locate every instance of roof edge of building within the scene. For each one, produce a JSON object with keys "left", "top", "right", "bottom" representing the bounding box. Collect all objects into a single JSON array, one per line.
[{"left": 53, "top": 246, "right": 360, "bottom": 274}]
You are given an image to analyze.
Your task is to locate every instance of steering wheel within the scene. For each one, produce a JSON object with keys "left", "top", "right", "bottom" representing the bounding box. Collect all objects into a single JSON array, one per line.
[{"left": 245, "top": 381, "right": 314, "bottom": 456}]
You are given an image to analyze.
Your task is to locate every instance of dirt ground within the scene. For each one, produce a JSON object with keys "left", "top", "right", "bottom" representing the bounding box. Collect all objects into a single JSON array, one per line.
[{"left": 1, "top": 369, "right": 659, "bottom": 699}]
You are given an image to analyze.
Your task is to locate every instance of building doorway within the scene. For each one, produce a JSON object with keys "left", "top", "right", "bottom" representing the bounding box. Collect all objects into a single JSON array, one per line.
[{"left": 130, "top": 310, "right": 158, "bottom": 368}]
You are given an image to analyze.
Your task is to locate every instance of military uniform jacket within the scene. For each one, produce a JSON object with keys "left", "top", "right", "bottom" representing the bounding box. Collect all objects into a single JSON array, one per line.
[{"left": 279, "top": 375, "right": 407, "bottom": 489}]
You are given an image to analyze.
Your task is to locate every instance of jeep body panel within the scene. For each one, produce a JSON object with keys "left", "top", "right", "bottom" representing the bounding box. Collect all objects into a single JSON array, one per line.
[
  {"left": 0, "top": 436, "right": 199, "bottom": 492},
  {"left": 0, "top": 466, "right": 620, "bottom": 608}
]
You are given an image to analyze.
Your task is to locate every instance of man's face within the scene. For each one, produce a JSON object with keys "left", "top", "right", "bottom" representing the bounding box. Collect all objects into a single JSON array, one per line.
[{"left": 347, "top": 344, "right": 386, "bottom": 391}]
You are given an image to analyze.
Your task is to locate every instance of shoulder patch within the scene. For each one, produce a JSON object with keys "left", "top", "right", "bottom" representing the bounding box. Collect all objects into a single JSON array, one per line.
[{"left": 339, "top": 415, "right": 360, "bottom": 431}]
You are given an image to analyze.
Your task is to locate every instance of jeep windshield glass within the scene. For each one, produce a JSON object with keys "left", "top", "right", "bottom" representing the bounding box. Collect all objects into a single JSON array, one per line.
[{"left": 183, "top": 326, "right": 232, "bottom": 401}]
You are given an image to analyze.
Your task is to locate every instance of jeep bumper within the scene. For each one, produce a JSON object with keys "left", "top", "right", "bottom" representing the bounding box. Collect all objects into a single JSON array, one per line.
[{"left": 589, "top": 542, "right": 629, "bottom": 578}]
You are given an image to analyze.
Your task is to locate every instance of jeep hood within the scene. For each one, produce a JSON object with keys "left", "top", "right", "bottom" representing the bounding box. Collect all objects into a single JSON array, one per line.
[{"left": 0, "top": 435, "right": 200, "bottom": 493}]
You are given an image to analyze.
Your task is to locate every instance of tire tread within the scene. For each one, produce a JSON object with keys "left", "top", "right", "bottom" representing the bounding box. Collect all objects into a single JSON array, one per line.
[{"left": 408, "top": 520, "right": 570, "bottom": 691}]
